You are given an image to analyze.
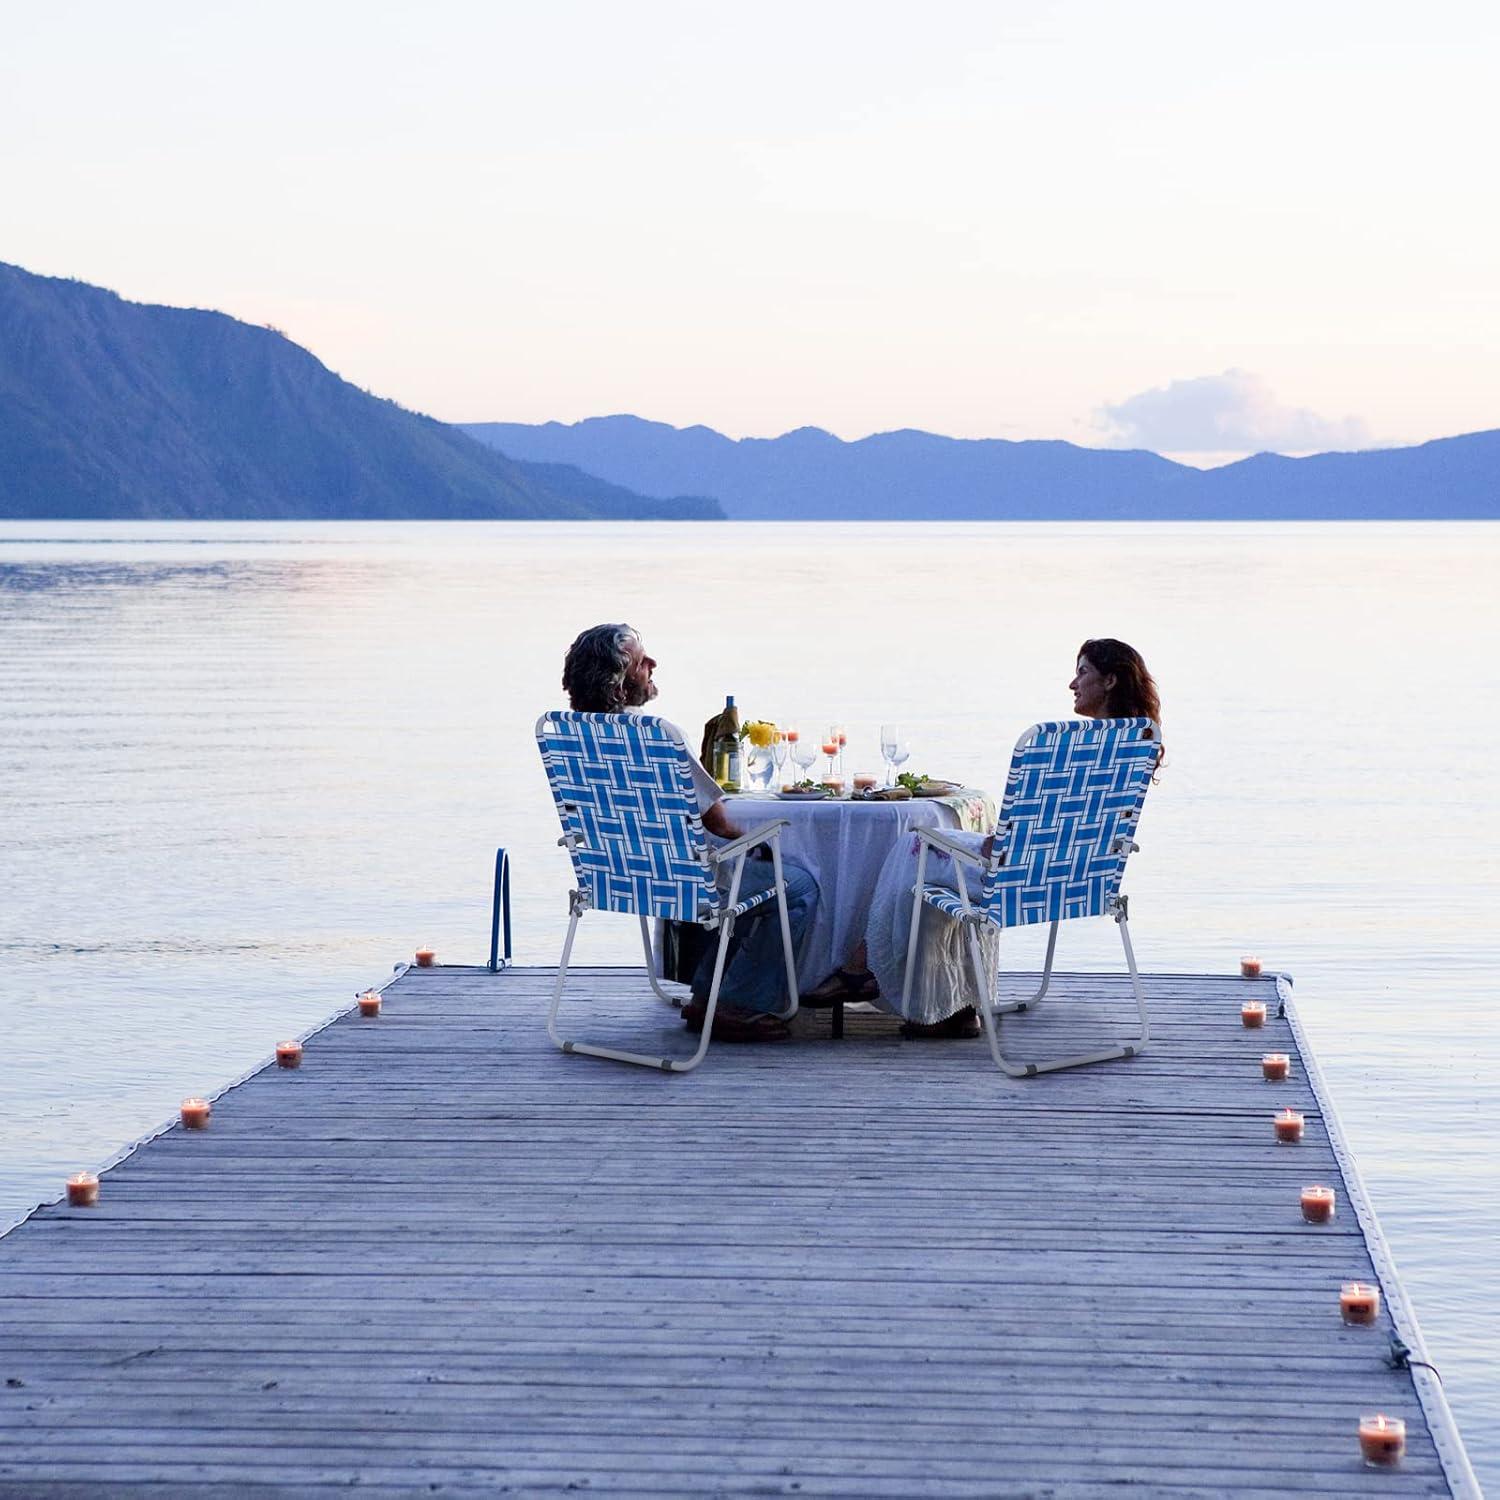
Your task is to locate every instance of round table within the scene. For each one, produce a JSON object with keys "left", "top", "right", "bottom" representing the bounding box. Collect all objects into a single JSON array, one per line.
[{"left": 722, "top": 790, "right": 991, "bottom": 988}]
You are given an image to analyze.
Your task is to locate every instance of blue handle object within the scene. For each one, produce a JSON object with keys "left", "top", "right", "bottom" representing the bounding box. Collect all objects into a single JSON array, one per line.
[{"left": 488, "top": 847, "right": 513, "bottom": 971}]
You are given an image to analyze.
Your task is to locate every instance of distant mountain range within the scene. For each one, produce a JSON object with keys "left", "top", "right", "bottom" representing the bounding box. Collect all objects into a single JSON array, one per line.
[
  {"left": 4, "top": 259, "right": 1495, "bottom": 522},
  {"left": 464, "top": 415, "right": 1500, "bottom": 520},
  {"left": 0, "top": 262, "right": 720, "bottom": 520}
]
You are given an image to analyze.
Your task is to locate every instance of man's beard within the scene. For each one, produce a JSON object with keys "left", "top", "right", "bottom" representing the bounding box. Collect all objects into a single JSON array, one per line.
[{"left": 624, "top": 678, "right": 658, "bottom": 707}]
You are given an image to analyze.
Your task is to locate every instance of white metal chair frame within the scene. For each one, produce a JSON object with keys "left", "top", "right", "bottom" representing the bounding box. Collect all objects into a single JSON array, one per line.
[
  {"left": 901, "top": 718, "right": 1161, "bottom": 1077},
  {"left": 538, "top": 711, "right": 801, "bottom": 1073}
]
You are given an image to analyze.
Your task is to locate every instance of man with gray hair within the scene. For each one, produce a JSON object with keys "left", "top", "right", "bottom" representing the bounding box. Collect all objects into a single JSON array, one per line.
[{"left": 561, "top": 623, "right": 818, "bottom": 1043}]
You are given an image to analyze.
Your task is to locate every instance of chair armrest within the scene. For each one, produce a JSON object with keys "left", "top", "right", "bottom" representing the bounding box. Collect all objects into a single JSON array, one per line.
[
  {"left": 915, "top": 827, "right": 987, "bottom": 865},
  {"left": 712, "top": 818, "right": 790, "bottom": 863}
]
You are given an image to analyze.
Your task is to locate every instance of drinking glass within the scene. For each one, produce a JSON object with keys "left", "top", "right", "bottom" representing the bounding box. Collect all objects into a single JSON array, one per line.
[
  {"left": 889, "top": 740, "right": 910, "bottom": 782},
  {"left": 790, "top": 734, "right": 818, "bottom": 785},
  {"left": 880, "top": 723, "right": 901, "bottom": 785},
  {"left": 772, "top": 730, "right": 790, "bottom": 789},
  {"left": 833, "top": 722, "right": 848, "bottom": 778}
]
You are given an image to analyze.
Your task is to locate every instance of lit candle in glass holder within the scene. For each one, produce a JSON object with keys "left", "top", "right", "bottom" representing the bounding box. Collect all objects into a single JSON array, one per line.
[
  {"left": 414, "top": 947, "right": 436, "bottom": 967},
  {"left": 180, "top": 1097, "right": 211, "bottom": 1129},
  {"left": 1300, "top": 1184, "right": 1336, "bottom": 1223},
  {"left": 1240, "top": 955, "right": 1263, "bottom": 978},
  {"left": 1358, "top": 1414, "right": 1405, "bottom": 1467},
  {"left": 1341, "top": 1282, "right": 1381, "bottom": 1325},
  {"left": 358, "top": 990, "right": 382, "bottom": 1017},
  {"left": 66, "top": 1173, "right": 99, "bottom": 1207},
  {"left": 275, "top": 1040, "right": 303, "bottom": 1069},
  {"left": 1261, "top": 1052, "right": 1290, "bottom": 1082},
  {"left": 1273, "top": 1108, "right": 1305, "bottom": 1144},
  {"left": 1241, "top": 1000, "right": 1266, "bottom": 1029},
  {"left": 819, "top": 737, "right": 839, "bottom": 783}
]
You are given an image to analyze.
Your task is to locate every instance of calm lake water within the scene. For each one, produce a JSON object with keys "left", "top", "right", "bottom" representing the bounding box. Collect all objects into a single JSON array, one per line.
[{"left": 2, "top": 520, "right": 1497, "bottom": 1482}]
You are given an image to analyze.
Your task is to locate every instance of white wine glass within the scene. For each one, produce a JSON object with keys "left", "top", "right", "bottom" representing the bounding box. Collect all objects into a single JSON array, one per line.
[
  {"left": 880, "top": 723, "right": 902, "bottom": 785},
  {"left": 889, "top": 740, "right": 910, "bottom": 783},
  {"left": 772, "top": 729, "right": 790, "bottom": 789},
  {"left": 790, "top": 734, "right": 818, "bottom": 785}
]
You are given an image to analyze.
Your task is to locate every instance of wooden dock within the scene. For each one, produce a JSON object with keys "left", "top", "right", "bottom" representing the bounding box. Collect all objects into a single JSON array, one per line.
[{"left": 0, "top": 964, "right": 1478, "bottom": 1496}]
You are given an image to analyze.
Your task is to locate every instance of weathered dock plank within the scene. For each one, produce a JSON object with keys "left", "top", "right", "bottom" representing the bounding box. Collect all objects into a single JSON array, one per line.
[{"left": 0, "top": 965, "right": 1477, "bottom": 1496}]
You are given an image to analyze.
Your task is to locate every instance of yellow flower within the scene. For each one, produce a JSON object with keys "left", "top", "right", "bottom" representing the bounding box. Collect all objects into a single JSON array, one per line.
[{"left": 745, "top": 720, "right": 776, "bottom": 748}]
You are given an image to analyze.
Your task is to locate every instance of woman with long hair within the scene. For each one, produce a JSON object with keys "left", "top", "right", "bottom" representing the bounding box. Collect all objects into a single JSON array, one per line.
[
  {"left": 862, "top": 638, "right": 1162, "bottom": 1037},
  {"left": 1069, "top": 637, "right": 1161, "bottom": 725}
]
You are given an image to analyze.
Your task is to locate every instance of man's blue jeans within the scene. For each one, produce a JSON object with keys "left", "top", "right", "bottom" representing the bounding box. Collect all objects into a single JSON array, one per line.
[{"left": 692, "top": 855, "right": 818, "bottom": 1015}]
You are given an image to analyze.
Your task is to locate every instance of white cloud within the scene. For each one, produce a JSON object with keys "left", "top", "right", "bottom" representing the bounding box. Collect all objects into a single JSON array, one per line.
[{"left": 1096, "top": 370, "right": 1374, "bottom": 454}]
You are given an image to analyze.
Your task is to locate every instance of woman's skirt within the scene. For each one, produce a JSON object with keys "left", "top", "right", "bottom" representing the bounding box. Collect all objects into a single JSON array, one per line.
[{"left": 865, "top": 830, "right": 998, "bottom": 1024}]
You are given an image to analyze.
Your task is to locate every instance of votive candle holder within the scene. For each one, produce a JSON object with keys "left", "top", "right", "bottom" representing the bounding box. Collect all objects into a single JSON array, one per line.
[
  {"left": 1300, "top": 1185, "right": 1336, "bottom": 1223},
  {"left": 1341, "top": 1282, "right": 1381, "bottom": 1326},
  {"left": 66, "top": 1172, "right": 99, "bottom": 1208},
  {"left": 1358, "top": 1414, "right": 1405, "bottom": 1467}
]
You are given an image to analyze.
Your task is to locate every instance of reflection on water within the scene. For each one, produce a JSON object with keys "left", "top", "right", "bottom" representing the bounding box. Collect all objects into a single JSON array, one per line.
[
  {"left": 1, "top": 562, "right": 244, "bottom": 592},
  {"left": 1, "top": 520, "right": 1497, "bottom": 1484}
]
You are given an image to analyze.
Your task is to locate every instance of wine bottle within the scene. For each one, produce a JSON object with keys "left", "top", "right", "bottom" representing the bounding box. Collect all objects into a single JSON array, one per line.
[{"left": 712, "top": 694, "right": 741, "bottom": 790}]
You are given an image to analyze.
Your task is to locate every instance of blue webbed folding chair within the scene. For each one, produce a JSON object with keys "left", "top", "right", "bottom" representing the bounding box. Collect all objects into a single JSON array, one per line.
[
  {"left": 902, "top": 718, "right": 1162, "bottom": 1076},
  {"left": 537, "top": 711, "right": 801, "bottom": 1072}
]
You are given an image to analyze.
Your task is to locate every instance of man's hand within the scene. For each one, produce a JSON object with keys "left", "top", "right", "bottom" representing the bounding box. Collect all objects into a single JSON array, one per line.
[{"left": 702, "top": 800, "right": 743, "bottom": 841}]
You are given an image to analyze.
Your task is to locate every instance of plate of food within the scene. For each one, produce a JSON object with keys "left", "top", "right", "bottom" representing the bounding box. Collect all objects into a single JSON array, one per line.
[
  {"left": 896, "top": 772, "right": 962, "bottom": 797},
  {"left": 778, "top": 781, "right": 829, "bottom": 801}
]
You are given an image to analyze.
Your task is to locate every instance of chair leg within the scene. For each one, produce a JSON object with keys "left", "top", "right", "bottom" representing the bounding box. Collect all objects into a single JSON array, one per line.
[
  {"left": 994, "top": 919, "right": 1058, "bottom": 1015},
  {"left": 899, "top": 843, "right": 931, "bottom": 1018},
  {"left": 545, "top": 907, "right": 584, "bottom": 1052},
  {"left": 767, "top": 836, "right": 801, "bottom": 1021},
  {"left": 639, "top": 915, "right": 681, "bottom": 1006},
  {"left": 547, "top": 907, "right": 727, "bottom": 1073},
  {"left": 1116, "top": 910, "right": 1151, "bottom": 1051},
  {"left": 975, "top": 912, "right": 1149, "bottom": 1077}
]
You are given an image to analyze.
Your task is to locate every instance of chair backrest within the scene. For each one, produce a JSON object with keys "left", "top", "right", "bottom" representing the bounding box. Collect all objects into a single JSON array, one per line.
[
  {"left": 536, "top": 711, "right": 717, "bottom": 922},
  {"left": 979, "top": 718, "right": 1162, "bottom": 929}
]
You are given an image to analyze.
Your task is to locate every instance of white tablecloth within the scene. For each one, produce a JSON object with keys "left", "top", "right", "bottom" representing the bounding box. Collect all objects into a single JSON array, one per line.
[{"left": 722, "top": 791, "right": 991, "bottom": 987}]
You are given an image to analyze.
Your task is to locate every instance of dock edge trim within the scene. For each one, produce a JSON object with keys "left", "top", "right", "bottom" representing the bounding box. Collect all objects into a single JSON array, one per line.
[
  {"left": 1280, "top": 972, "right": 1482, "bottom": 1498},
  {"left": 0, "top": 961, "right": 414, "bottom": 1243}
]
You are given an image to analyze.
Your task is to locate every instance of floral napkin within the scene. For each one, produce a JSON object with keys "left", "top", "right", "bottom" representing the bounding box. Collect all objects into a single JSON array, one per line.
[{"left": 934, "top": 788, "right": 996, "bottom": 835}]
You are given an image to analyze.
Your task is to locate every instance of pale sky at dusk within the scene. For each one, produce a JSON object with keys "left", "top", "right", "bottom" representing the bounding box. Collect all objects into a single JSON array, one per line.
[{"left": 3, "top": 0, "right": 1497, "bottom": 461}]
